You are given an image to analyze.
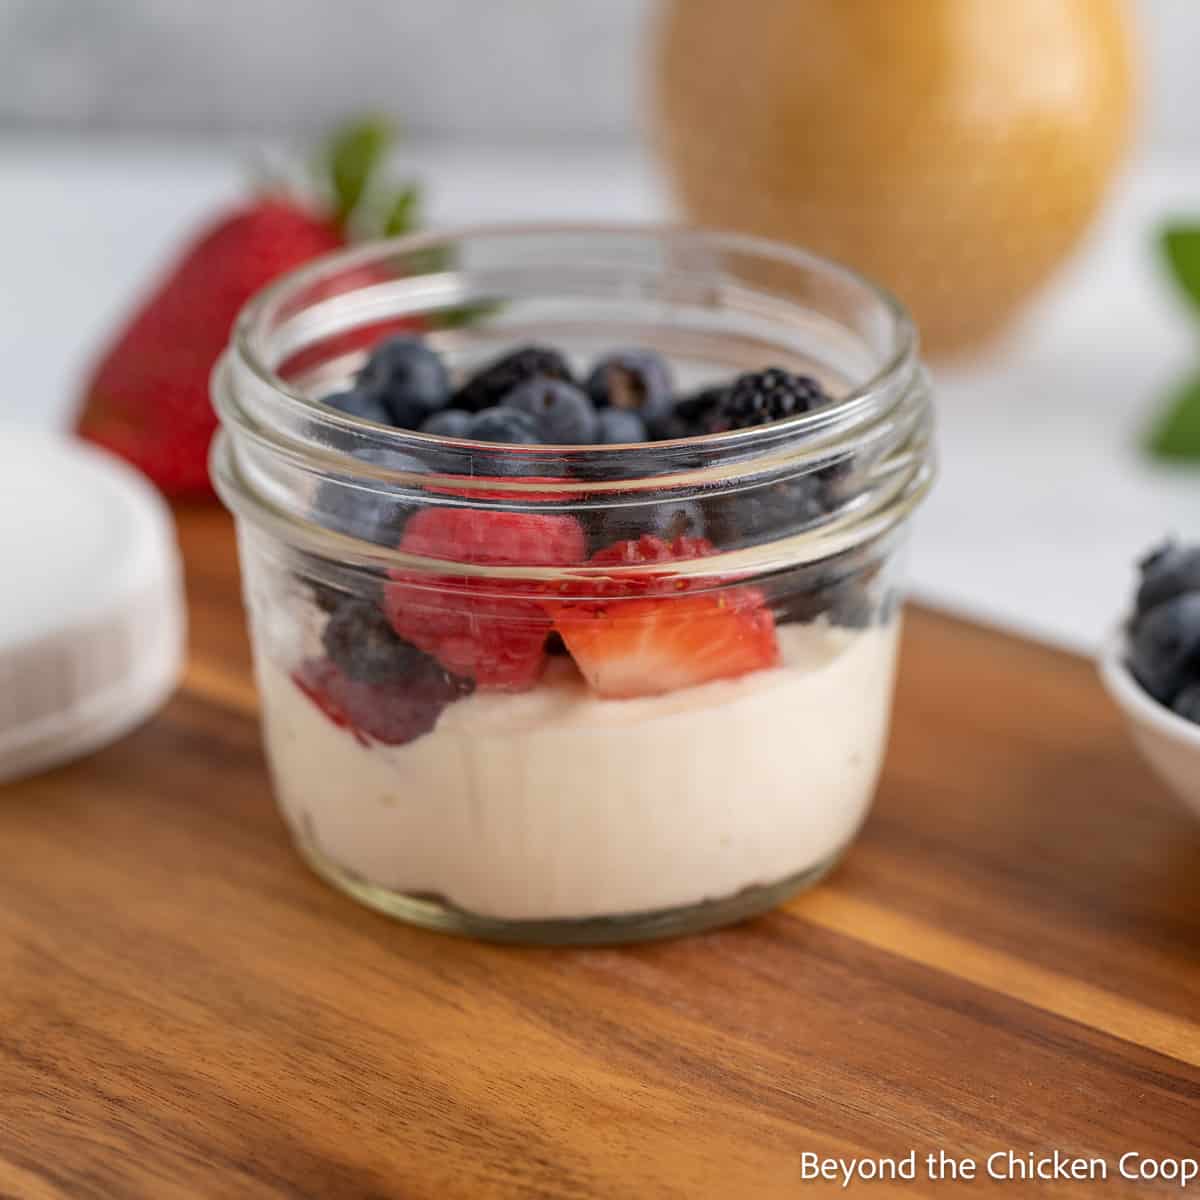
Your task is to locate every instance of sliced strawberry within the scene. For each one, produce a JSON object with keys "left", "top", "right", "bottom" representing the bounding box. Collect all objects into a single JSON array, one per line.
[
  {"left": 384, "top": 509, "right": 586, "bottom": 690},
  {"left": 553, "top": 591, "right": 779, "bottom": 699},
  {"left": 546, "top": 534, "right": 778, "bottom": 698}
]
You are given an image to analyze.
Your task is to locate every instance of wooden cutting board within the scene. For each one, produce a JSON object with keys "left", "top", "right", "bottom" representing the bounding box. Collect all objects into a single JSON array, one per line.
[{"left": 2, "top": 509, "right": 1197, "bottom": 1199}]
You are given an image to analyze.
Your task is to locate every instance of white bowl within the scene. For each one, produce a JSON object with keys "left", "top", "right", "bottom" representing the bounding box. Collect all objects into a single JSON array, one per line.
[{"left": 1099, "top": 626, "right": 1200, "bottom": 820}]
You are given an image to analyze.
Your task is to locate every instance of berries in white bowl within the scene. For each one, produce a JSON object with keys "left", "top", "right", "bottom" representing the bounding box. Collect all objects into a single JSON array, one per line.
[{"left": 1099, "top": 540, "right": 1200, "bottom": 821}]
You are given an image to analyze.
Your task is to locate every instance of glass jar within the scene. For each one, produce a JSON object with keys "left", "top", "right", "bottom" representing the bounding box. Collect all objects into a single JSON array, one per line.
[{"left": 211, "top": 224, "right": 935, "bottom": 944}]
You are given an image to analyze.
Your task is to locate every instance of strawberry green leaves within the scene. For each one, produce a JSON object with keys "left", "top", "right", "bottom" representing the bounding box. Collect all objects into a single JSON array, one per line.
[{"left": 326, "top": 117, "right": 392, "bottom": 228}]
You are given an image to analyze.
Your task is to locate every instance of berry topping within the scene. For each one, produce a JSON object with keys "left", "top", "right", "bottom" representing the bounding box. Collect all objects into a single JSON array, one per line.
[
  {"left": 321, "top": 596, "right": 429, "bottom": 684},
  {"left": 707, "top": 474, "right": 830, "bottom": 547},
  {"left": 420, "top": 408, "right": 474, "bottom": 438},
  {"left": 466, "top": 406, "right": 543, "bottom": 444},
  {"left": 589, "top": 532, "right": 714, "bottom": 572},
  {"left": 323, "top": 388, "right": 390, "bottom": 424},
  {"left": 454, "top": 345, "right": 574, "bottom": 412},
  {"left": 385, "top": 508, "right": 587, "bottom": 689},
  {"left": 1128, "top": 593, "right": 1200, "bottom": 704},
  {"left": 552, "top": 589, "right": 778, "bottom": 699},
  {"left": 292, "top": 654, "right": 471, "bottom": 747},
  {"left": 586, "top": 349, "right": 674, "bottom": 423},
  {"left": 1135, "top": 540, "right": 1200, "bottom": 617},
  {"left": 356, "top": 335, "right": 451, "bottom": 429},
  {"left": 706, "top": 368, "right": 830, "bottom": 432},
  {"left": 315, "top": 446, "right": 422, "bottom": 545},
  {"left": 595, "top": 408, "right": 649, "bottom": 444},
  {"left": 508, "top": 378, "right": 599, "bottom": 443}
]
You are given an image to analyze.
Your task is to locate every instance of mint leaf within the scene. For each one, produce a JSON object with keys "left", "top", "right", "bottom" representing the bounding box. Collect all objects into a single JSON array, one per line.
[
  {"left": 382, "top": 185, "right": 421, "bottom": 237},
  {"left": 1148, "top": 371, "right": 1200, "bottom": 461},
  {"left": 1162, "top": 226, "right": 1200, "bottom": 312},
  {"left": 326, "top": 117, "right": 391, "bottom": 228}
]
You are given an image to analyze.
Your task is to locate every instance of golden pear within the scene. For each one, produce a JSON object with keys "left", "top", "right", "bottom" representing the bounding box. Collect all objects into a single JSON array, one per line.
[{"left": 652, "top": 0, "right": 1135, "bottom": 356}]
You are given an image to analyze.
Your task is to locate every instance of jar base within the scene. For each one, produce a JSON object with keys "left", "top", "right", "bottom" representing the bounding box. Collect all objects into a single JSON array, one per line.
[{"left": 293, "top": 838, "right": 844, "bottom": 945}]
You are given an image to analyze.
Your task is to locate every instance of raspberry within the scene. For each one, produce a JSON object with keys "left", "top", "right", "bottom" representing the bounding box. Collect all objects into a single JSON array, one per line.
[{"left": 384, "top": 509, "right": 586, "bottom": 689}]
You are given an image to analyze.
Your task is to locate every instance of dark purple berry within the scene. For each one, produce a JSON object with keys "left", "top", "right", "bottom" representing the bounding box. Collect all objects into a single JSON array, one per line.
[
  {"left": 586, "top": 349, "right": 674, "bottom": 423},
  {"left": 707, "top": 474, "right": 831, "bottom": 547},
  {"left": 356, "top": 336, "right": 451, "bottom": 429},
  {"left": 454, "top": 345, "right": 574, "bottom": 412},
  {"left": 466, "top": 406, "right": 542, "bottom": 444},
  {"left": 596, "top": 408, "right": 649, "bottom": 444},
  {"left": 707, "top": 368, "right": 830, "bottom": 432},
  {"left": 508, "top": 378, "right": 598, "bottom": 443},
  {"left": 421, "top": 409, "right": 474, "bottom": 438},
  {"left": 322, "top": 596, "right": 428, "bottom": 684}
]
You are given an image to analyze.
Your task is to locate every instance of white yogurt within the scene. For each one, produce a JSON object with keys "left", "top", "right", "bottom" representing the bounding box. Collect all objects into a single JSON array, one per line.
[{"left": 256, "top": 620, "right": 900, "bottom": 921}]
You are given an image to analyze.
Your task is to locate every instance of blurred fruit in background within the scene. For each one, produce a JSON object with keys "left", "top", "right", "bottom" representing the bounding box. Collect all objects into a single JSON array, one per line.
[
  {"left": 76, "top": 119, "right": 421, "bottom": 500},
  {"left": 652, "top": 0, "right": 1136, "bottom": 357}
]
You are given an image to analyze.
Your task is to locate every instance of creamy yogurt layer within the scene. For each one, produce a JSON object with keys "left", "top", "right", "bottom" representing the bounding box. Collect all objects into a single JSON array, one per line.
[{"left": 256, "top": 620, "right": 900, "bottom": 921}]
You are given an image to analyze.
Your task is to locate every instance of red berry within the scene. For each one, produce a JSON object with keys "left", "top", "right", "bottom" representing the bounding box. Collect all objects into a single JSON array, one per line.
[
  {"left": 545, "top": 533, "right": 779, "bottom": 698},
  {"left": 384, "top": 509, "right": 586, "bottom": 690},
  {"left": 77, "top": 199, "right": 345, "bottom": 498}
]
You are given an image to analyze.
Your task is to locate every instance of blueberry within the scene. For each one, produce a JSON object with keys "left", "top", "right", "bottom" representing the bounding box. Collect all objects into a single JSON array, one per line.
[
  {"left": 706, "top": 368, "right": 831, "bottom": 433},
  {"left": 322, "top": 596, "right": 429, "bottom": 684},
  {"left": 454, "top": 345, "right": 574, "bottom": 412},
  {"left": 707, "top": 474, "right": 831, "bottom": 547},
  {"left": 1173, "top": 683, "right": 1200, "bottom": 723},
  {"left": 595, "top": 408, "right": 648, "bottom": 444},
  {"left": 421, "top": 409, "right": 474, "bottom": 438},
  {"left": 356, "top": 336, "right": 451, "bottom": 429},
  {"left": 316, "top": 446, "right": 423, "bottom": 546},
  {"left": 592, "top": 500, "right": 705, "bottom": 550},
  {"left": 1128, "top": 593, "right": 1200, "bottom": 705},
  {"left": 508, "top": 378, "right": 598, "bottom": 443},
  {"left": 323, "top": 388, "right": 390, "bottom": 424},
  {"left": 466, "top": 406, "right": 542, "bottom": 444},
  {"left": 1135, "top": 540, "right": 1200, "bottom": 617},
  {"left": 778, "top": 576, "right": 873, "bottom": 629},
  {"left": 586, "top": 349, "right": 674, "bottom": 424}
]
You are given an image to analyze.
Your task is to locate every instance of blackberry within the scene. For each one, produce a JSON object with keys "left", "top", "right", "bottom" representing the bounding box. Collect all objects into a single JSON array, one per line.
[
  {"left": 453, "top": 345, "right": 574, "bottom": 412},
  {"left": 322, "top": 596, "right": 428, "bottom": 684},
  {"left": 649, "top": 385, "right": 727, "bottom": 440},
  {"left": 708, "top": 368, "right": 830, "bottom": 432}
]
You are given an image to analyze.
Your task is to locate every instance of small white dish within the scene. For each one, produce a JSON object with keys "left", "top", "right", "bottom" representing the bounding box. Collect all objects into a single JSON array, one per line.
[{"left": 1099, "top": 625, "right": 1200, "bottom": 821}]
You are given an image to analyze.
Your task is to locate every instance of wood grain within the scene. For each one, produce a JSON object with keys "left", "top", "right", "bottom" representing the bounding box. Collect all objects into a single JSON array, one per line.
[{"left": 2, "top": 507, "right": 1198, "bottom": 1199}]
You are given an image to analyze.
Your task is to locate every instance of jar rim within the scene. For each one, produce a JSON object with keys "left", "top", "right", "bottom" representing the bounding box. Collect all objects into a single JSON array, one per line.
[
  {"left": 232, "top": 221, "right": 918, "bottom": 450},
  {"left": 214, "top": 221, "right": 934, "bottom": 581}
]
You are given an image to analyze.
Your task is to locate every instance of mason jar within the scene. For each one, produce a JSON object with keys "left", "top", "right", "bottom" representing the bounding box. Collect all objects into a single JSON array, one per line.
[{"left": 211, "top": 224, "right": 935, "bottom": 944}]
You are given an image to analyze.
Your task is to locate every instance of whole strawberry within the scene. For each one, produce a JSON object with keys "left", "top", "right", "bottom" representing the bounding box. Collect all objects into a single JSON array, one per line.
[{"left": 76, "top": 119, "right": 419, "bottom": 499}]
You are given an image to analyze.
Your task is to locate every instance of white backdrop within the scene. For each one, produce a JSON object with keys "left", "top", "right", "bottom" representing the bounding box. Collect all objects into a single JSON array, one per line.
[{"left": 0, "top": 0, "right": 1196, "bottom": 152}]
